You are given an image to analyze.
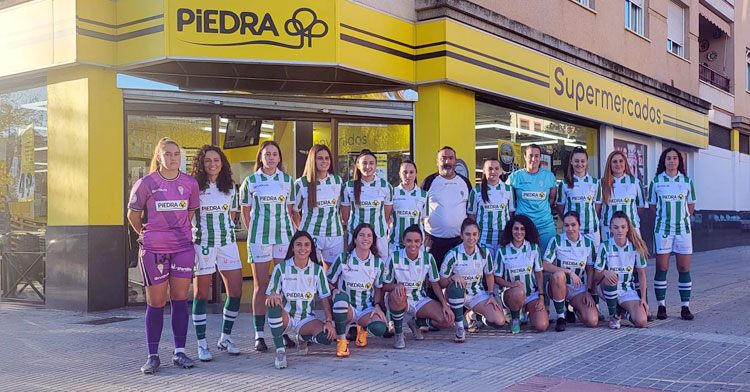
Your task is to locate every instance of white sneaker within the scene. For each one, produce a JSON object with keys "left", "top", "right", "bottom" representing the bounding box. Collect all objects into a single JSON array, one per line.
[
  {"left": 274, "top": 349, "right": 287, "bottom": 369},
  {"left": 407, "top": 317, "right": 424, "bottom": 341},
  {"left": 197, "top": 345, "right": 212, "bottom": 362},
  {"left": 217, "top": 335, "right": 240, "bottom": 355},
  {"left": 393, "top": 333, "right": 406, "bottom": 349},
  {"left": 455, "top": 327, "right": 466, "bottom": 343}
]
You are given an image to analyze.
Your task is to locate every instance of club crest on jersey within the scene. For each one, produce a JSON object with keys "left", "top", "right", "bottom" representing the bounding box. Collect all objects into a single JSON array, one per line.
[
  {"left": 178, "top": 186, "right": 185, "bottom": 195},
  {"left": 305, "top": 292, "right": 313, "bottom": 299},
  {"left": 130, "top": 193, "right": 137, "bottom": 204},
  {"left": 157, "top": 264, "right": 164, "bottom": 273},
  {"left": 539, "top": 180, "right": 543, "bottom": 186}
]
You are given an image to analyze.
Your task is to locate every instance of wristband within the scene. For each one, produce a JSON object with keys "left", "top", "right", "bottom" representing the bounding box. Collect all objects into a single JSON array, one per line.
[{"left": 489, "top": 292, "right": 496, "bottom": 297}]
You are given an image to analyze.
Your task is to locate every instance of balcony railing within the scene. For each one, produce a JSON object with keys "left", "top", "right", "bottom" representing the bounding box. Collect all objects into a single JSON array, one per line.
[{"left": 699, "top": 64, "right": 731, "bottom": 93}]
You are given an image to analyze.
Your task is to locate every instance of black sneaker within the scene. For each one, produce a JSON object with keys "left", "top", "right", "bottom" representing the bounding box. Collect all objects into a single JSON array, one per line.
[
  {"left": 255, "top": 337, "right": 268, "bottom": 352},
  {"left": 647, "top": 314, "right": 655, "bottom": 322},
  {"left": 382, "top": 329, "right": 394, "bottom": 338},
  {"left": 172, "top": 352, "right": 194, "bottom": 369},
  {"left": 555, "top": 317, "right": 567, "bottom": 332},
  {"left": 657, "top": 305, "right": 667, "bottom": 320},
  {"left": 565, "top": 310, "right": 576, "bottom": 324},
  {"left": 346, "top": 326, "right": 357, "bottom": 341},
  {"left": 282, "top": 334, "right": 296, "bottom": 349},
  {"left": 681, "top": 306, "right": 694, "bottom": 320},
  {"left": 428, "top": 325, "right": 441, "bottom": 332},
  {"left": 140, "top": 356, "right": 160, "bottom": 375}
]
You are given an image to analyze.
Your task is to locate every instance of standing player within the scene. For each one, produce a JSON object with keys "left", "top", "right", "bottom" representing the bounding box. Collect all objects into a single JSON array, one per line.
[
  {"left": 189, "top": 146, "right": 243, "bottom": 361},
  {"left": 240, "top": 140, "right": 296, "bottom": 352},
  {"left": 389, "top": 160, "right": 428, "bottom": 255},
  {"left": 594, "top": 211, "right": 649, "bottom": 329},
  {"left": 340, "top": 149, "right": 393, "bottom": 258},
  {"left": 648, "top": 148, "right": 696, "bottom": 321},
  {"left": 556, "top": 147, "right": 601, "bottom": 251},
  {"left": 292, "top": 144, "right": 345, "bottom": 268},
  {"left": 468, "top": 158, "right": 515, "bottom": 256},
  {"left": 440, "top": 218, "right": 506, "bottom": 343},
  {"left": 266, "top": 231, "right": 336, "bottom": 369},
  {"left": 327, "top": 223, "right": 389, "bottom": 358},
  {"left": 382, "top": 225, "right": 454, "bottom": 349},
  {"left": 494, "top": 215, "right": 548, "bottom": 334},
  {"left": 542, "top": 212, "right": 599, "bottom": 331},
  {"left": 507, "top": 144, "right": 558, "bottom": 254},
  {"left": 600, "top": 150, "right": 646, "bottom": 242},
  {"left": 127, "top": 138, "right": 200, "bottom": 374}
]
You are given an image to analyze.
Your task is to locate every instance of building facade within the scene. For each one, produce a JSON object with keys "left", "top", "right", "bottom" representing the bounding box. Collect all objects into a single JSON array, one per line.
[{"left": 0, "top": 0, "right": 748, "bottom": 311}]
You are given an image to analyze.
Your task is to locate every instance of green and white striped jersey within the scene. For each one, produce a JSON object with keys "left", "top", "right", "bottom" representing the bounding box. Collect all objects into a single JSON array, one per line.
[
  {"left": 341, "top": 178, "right": 394, "bottom": 238},
  {"left": 595, "top": 239, "right": 646, "bottom": 291},
  {"left": 495, "top": 241, "right": 543, "bottom": 297},
  {"left": 383, "top": 249, "right": 439, "bottom": 302},
  {"left": 389, "top": 184, "right": 428, "bottom": 246},
  {"left": 440, "top": 244, "right": 493, "bottom": 296},
  {"left": 192, "top": 182, "right": 239, "bottom": 247},
  {"left": 327, "top": 251, "right": 385, "bottom": 311},
  {"left": 556, "top": 175, "right": 601, "bottom": 234},
  {"left": 648, "top": 173, "right": 696, "bottom": 235},
  {"left": 266, "top": 258, "right": 330, "bottom": 321},
  {"left": 601, "top": 175, "right": 646, "bottom": 230},
  {"left": 294, "top": 174, "right": 344, "bottom": 237},
  {"left": 543, "top": 233, "right": 595, "bottom": 286},
  {"left": 468, "top": 182, "right": 514, "bottom": 246},
  {"left": 239, "top": 168, "right": 296, "bottom": 245}
]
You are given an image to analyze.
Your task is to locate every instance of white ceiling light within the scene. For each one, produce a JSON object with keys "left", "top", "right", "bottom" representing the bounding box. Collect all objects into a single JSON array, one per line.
[{"left": 475, "top": 123, "right": 575, "bottom": 143}]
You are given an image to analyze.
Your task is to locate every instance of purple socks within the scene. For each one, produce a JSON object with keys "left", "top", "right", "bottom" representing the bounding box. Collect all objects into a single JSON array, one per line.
[
  {"left": 170, "top": 299, "right": 189, "bottom": 350},
  {"left": 145, "top": 305, "right": 164, "bottom": 356}
]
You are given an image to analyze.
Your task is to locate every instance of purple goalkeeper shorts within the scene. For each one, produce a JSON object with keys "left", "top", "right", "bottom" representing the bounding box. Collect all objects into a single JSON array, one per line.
[{"left": 138, "top": 247, "right": 195, "bottom": 286}]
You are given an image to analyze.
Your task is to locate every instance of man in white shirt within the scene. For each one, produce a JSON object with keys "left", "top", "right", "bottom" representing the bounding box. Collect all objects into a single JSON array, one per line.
[{"left": 420, "top": 146, "right": 473, "bottom": 268}]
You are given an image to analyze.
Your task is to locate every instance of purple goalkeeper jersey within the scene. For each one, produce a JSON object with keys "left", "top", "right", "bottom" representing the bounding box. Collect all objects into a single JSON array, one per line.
[{"left": 128, "top": 171, "right": 200, "bottom": 253}]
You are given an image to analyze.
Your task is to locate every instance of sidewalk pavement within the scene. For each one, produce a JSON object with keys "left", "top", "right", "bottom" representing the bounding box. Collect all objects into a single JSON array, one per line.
[{"left": 1, "top": 246, "right": 749, "bottom": 392}]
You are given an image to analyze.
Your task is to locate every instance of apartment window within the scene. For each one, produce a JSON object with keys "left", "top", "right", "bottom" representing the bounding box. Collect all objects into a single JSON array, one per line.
[
  {"left": 534, "top": 122, "right": 542, "bottom": 132},
  {"left": 667, "top": 2, "right": 685, "bottom": 57},
  {"left": 625, "top": 0, "right": 644, "bottom": 36},
  {"left": 520, "top": 119, "right": 529, "bottom": 130},
  {"left": 708, "top": 124, "right": 731, "bottom": 150},
  {"left": 572, "top": 0, "right": 594, "bottom": 9}
]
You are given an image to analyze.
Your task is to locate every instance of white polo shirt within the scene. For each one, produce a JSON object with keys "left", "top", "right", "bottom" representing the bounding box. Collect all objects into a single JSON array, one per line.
[{"left": 423, "top": 173, "right": 471, "bottom": 238}]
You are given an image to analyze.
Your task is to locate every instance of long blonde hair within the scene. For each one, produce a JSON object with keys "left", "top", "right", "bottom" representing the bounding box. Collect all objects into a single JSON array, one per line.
[
  {"left": 601, "top": 150, "right": 633, "bottom": 204},
  {"left": 149, "top": 137, "right": 180, "bottom": 173},
  {"left": 610, "top": 211, "right": 648, "bottom": 258},
  {"left": 303, "top": 144, "right": 335, "bottom": 208}
]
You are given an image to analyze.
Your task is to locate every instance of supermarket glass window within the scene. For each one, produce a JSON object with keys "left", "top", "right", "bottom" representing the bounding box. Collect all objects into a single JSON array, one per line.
[
  {"left": 0, "top": 86, "right": 47, "bottom": 302},
  {"left": 475, "top": 101, "right": 599, "bottom": 183}
]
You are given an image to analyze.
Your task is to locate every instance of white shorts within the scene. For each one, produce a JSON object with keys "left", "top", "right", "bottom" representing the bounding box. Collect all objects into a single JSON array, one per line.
[
  {"left": 284, "top": 315, "right": 317, "bottom": 336},
  {"left": 351, "top": 306, "right": 374, "bottom": 324},
  {"left": 582, "top": 232, "right": 601, "bottom": 255},
  {"left": 565, "top": 283, "right": 587, "bottom": 302},
  {"left": 248, "top": 242, "right": 289, "bottom": 263},
  {"left": 597, "top": 286, "right": 641, "bottom": 305},
  {"left": 194, "top": 243, "right": 242, "bottom": 275},
  {"left": 465, "top": 291, "right": 490, "bottom": 309},
  {"left": 654, "top": 232, "right": 693, "bottom": 255},
  {"left": 314, "top": 235, "right": 345, "bottom": 263},
  {"left": 524, "top": 291, "right": 540, "bottom": 306}
]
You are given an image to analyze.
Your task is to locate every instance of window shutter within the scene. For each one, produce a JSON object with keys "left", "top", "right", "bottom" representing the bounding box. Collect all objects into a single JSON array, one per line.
[{"left": 667, "top": 2, "right": 684, "bottom": 47}]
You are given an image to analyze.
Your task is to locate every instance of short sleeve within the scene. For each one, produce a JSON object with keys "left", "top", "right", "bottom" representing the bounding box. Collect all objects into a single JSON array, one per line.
[
  {"left": 293, "top": 179, "right": 305, "bottom": 212},
  {"left": 374, "top": 258, "right": 385, "bottom": 288},
  {"left": 533, "top": 245, "right": 543, "bottom": 272},
  {"left": 483, "top": 248, "right": 493, "bottom": 275},
  {"left": 586, "top": 240, "right": 596, "bottom": 266},
  {"left": 647, "top": 179, "right": 657, "bottom": 205},
  {"left": 545, "top": 170, "right": 557, "bottom": 189},
  {"left": 543, "top": 236, "right": 557, "bottom": 262},
  {"left": 507, "top": 184, "right": 516, "bottom": 212},
  {"left": 635, "top": 253, "right": 647, "bottom": 269},
  {"left": 421, "top": 191, "right": 429, "bottom": 217},
  {"left": 326, "top": 254, "right": 344, "bottom": 283},
  {"left": 636, "top": 178, "right": 647, "bottom": 208},
  {"left": 231, "top": 188, "right": 240, "bottom": 212},
  {"left": 239, "top": 177, "right": 252, "bottom": 207},
  {"left": 316, "top": 266, "right": 331, "bottom": 298},
  {"left": 688, "top": 178, "right": 697, "bottom": 204},
  {"left": 266, "top": 263, "right": 284, "bottom": 295},
  {"left": 426, "top": 253, "right": 440, "bottom": 282},
  {"left": 340, "top": 182, "right": 352, "bottom": 207},
  {"left": 286, "top": 176, "right": 296, "bottom": 205},
  {"left": 595, "top": 244, "right": 607, "bottom": 270},
  {"left": 188, "top": 179, "right": 200, "bottom": 211},
  {"left": 384, "top": 182, "right": 394, "bottom": 206},
  {"left": 382, "top": 253, "right": 395, "bottom": 284},
  {"left": 555, "top": 181, "right": 565, "bottom": 205},
  {"left": 467, "top": 187, "right": 479, "bottom": 215},
  {"left": 595, "top": 180, "right": 602, "bottom": 204},
  {"left": 127, "top": 178, "right": 149, "bottom": 211},
  {"left": 439, "top": 250, "right": 456, "bottom": 278},
  {"left": 493, "top": 249, "right": 505, "bottom": 277}
]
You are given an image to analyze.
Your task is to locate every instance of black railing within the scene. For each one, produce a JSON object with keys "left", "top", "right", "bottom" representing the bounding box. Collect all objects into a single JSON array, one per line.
[{"left": 699, "top": 64, "right": 731, "bottom": 92}]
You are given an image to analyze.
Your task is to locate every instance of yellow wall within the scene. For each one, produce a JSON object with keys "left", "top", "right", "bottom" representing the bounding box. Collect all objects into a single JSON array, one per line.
[
  {"left": 48, "top": 66, "right": 123, "bottom": 226},
  {"left": 415, "top": 84, "right": 476, "bottom": 181}
]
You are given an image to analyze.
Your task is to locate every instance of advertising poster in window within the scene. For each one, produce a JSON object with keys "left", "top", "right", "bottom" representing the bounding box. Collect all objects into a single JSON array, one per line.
[{"left": 614, "top": 138, "right": 647, "bottom": 188}]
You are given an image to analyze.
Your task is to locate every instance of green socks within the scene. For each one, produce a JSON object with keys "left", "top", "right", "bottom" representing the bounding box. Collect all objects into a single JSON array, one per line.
[
  {"left": 222, "top": 296, "right": 241, "bottom": 335},
  {"left": 267, "top": 305, "right": 284, "bottom": 349},
  {"left": 192, "top": 299, "right": 207, "bottom": 346}
]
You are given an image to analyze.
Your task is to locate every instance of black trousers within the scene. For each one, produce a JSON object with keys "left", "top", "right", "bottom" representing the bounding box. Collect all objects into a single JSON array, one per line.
[{"left": 425, "top": 234, "right": 462, "bottom": 300}]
